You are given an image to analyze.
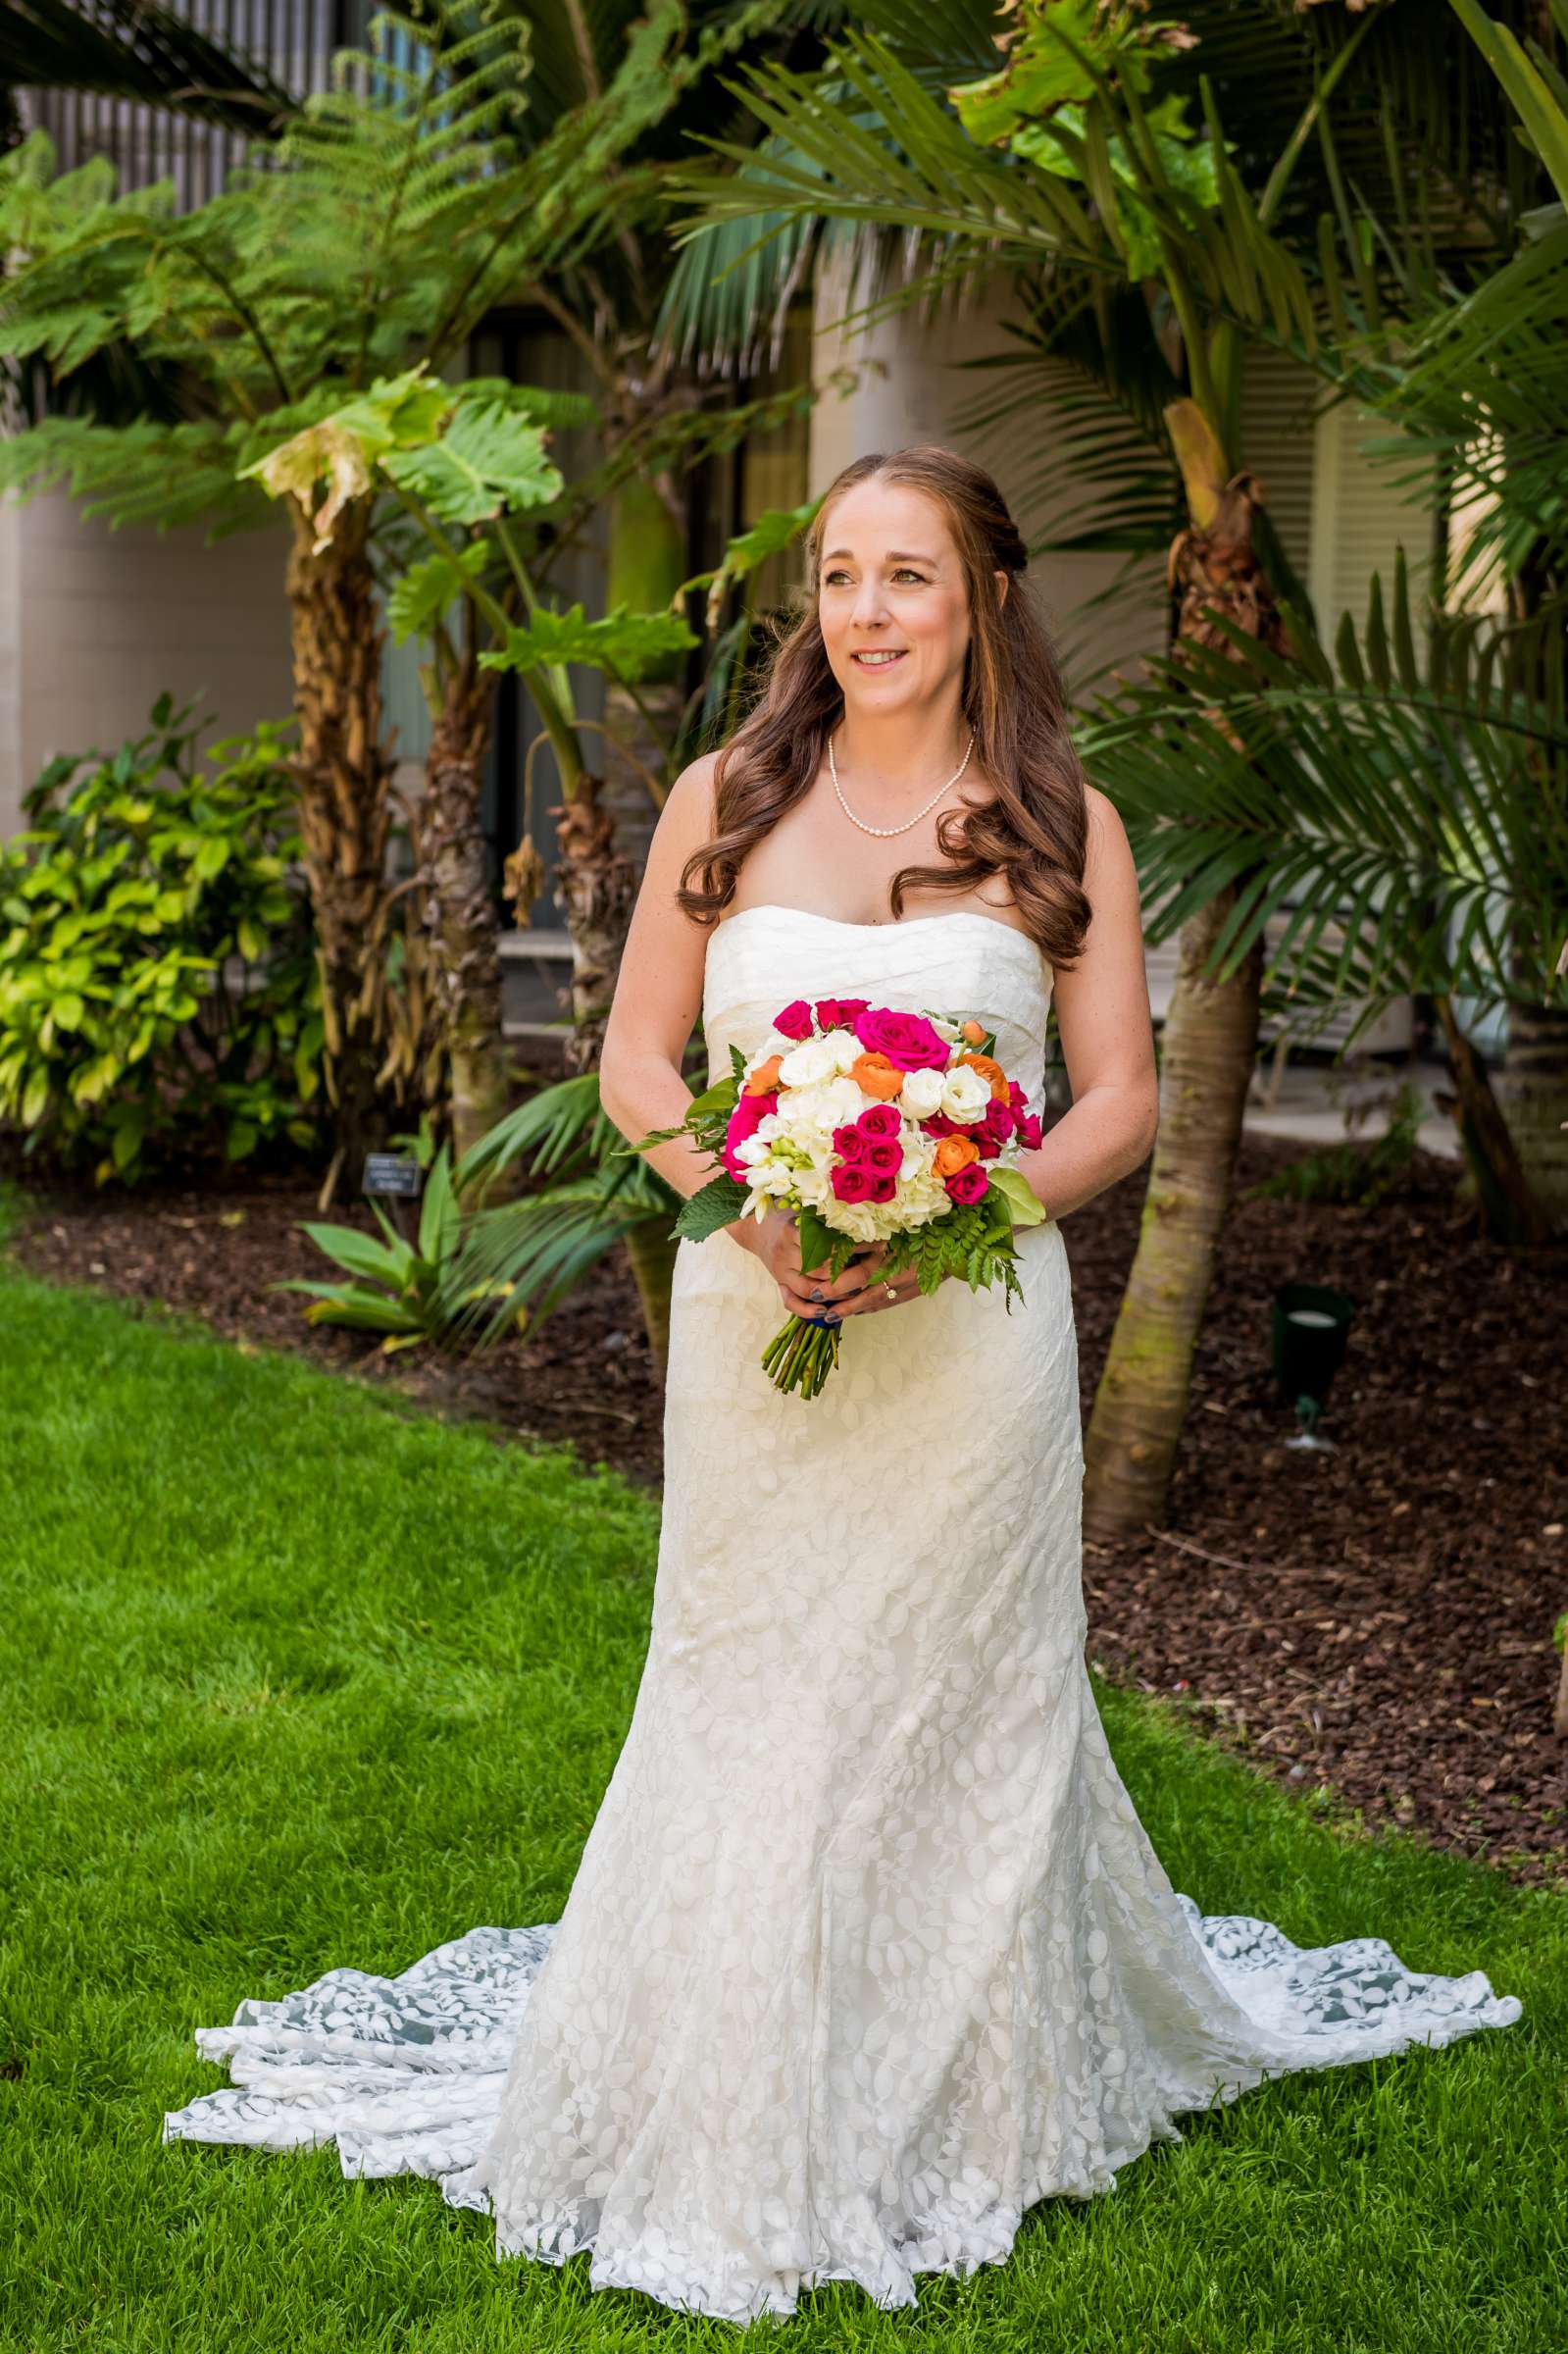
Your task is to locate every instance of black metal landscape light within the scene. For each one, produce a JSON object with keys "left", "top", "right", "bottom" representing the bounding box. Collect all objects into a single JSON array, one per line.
[{"left": 1271, "top": 1280, "right": 1355, "bottom": 1453}]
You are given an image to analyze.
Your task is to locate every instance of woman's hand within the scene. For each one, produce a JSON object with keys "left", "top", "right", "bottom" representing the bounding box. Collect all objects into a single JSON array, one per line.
[{"left": 731, "top": 1212, "right": 932, "bottom": 1320}]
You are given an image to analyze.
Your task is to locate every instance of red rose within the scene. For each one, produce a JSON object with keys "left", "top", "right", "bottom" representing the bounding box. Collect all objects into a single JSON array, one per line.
[
  {"left": 944, "top": 1162, "right": 989, "bottom": 1204},
  {"left": 832, "top": 1123, "right": 870, "bottom": 1162},
  {"left": 831, "top": 1160, "right": 873, "bottom": 1203},
  {"left": 774, "top": 998, "right": 814, "bottom": 1040},
  {"left": 815, "top": 995, "right": 870, "bottom": 1030},
  {"left": 857, "top": 1103, "right": 902, "bottom": 1139}
]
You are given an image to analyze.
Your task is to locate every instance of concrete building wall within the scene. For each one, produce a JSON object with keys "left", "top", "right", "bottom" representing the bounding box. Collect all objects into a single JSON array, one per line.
[{"left": 0, "top": 486, "right": 295, "bottom": 836}]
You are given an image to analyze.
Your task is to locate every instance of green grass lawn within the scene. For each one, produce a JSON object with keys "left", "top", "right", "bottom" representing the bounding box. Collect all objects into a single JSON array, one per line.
[{"left": 1, "top": 1227, "right": 1564, "bottom": 2353}]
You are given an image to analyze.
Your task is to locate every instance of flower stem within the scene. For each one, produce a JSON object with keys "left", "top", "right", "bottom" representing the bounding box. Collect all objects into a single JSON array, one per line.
[{"left": 761, "top": 1312, "right": 840, "bottom": 1398}]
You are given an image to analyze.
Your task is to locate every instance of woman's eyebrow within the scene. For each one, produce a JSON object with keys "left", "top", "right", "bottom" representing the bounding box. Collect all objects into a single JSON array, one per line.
[{"left": 822, "top": 548, "right": 937, "bottom": 564}]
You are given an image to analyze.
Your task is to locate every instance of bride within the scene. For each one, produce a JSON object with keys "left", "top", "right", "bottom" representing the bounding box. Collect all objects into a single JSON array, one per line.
[{"left": 163, "top": 444, "right": 1520, "bottom": 2324}]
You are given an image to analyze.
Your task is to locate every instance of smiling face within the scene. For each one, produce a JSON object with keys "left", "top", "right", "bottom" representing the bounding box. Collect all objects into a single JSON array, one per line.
[{"left": 816, "top": 478, "right": 981, "bottom": 721}]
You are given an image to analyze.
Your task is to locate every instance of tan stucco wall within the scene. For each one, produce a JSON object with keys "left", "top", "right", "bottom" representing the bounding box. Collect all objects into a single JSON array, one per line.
[{"left": 0, "top": 486, "right": 295, "bottom": 837}]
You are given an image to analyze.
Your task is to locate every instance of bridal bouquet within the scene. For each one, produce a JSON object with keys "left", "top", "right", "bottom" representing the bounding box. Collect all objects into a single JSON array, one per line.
[{"left": 632, "top": 993, "right": 1048, "bottom": 1398}]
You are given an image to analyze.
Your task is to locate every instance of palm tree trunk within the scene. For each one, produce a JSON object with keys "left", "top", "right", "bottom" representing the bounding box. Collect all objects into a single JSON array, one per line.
[
  {"left": 1435, "top": 996, "right": 1556, "bottom": 1246},
  {"left": 624, "top": 1213, "right": 682, "bottom": 1380},
  {"left": 1083, "top": 412, "right": 1282, "bottom": 1543},
  {"left": 599, "top": 472, "right": 691, "bottom": 879},
  {"left": 1085, "top": 894, "right": 1263, "bottom": 1540},
  {"left": 551, "top": 773, "right": 641, "bottom": 1076},
  {"left": 413, "top": 655, "right": 515, "bottom": 1183},
  {"left": 594, "top": 470, "right": 690, "bottom": 1352},
  {"left": 1494, "top": 998, "right": 1568, "bottom": 1238},
  {"left": 283, "top": 499, "right": 399, "bottom": 1205}
]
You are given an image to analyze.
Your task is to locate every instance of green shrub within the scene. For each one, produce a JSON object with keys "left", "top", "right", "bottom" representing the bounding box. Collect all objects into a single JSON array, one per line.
[{"left": 0, "top": 692, "right": 324, "bottom": 1184}]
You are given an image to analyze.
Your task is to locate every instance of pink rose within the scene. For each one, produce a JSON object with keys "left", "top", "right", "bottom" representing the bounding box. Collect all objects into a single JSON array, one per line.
[
  {"left": 832, "top": 1123, "right": 870, "bottom": 1162},
  {"left": 974, "top": 1130, "right": 1001, "bottom": 1161},
  {"left": 774, "top": 998, "right": 814, "bottom": 1041},
  {"left": 864, "top": 1139, "right": 901, "bottom": 1177},
  {"left": 983, "top": 1099, "right": 1015, "bottom": 1145},
  {"left": 870, "top": 1173, "right": 898, "bottom": 1203},
  {"left": 852, "top": 1006, "right": 948, "bottom": 1071},
  {"left": 1008, "top": 1079, "right": 1029, "bottom": 1116},
  {"left": 831, "top": 1160, "right": 873, "bottom": 1203},
  {"left": 815, "top": 995, "right": 869, "bottom": 1031},
  {"left": 919, "top": 1111, "right": 957, "bottom": 1140},
  {"left": 944, "top": 1162, "right": 989, "bottom": 1204},
  {"left": 856, "top": 1103, "right": 901, "bottom": 1139},
  {"left": 1019, "top": 1112, "right": 1043, "bottom": 1151}
]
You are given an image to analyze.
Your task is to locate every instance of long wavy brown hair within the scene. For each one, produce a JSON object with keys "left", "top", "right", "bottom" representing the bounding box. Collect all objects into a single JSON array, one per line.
[{"left": 677, "top": 444, "right": 1093, "bottom": 972}]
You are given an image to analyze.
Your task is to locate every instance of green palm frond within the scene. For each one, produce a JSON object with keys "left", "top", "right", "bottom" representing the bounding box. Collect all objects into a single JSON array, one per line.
[
  {"left": 452, "top": 1071, "right": 611, "bottom": 1190},
  {"left": 446, "top": 1173, "right": 676, "bottom": 1350},
  {"left": 1083, "top": 561, "right": 1568, "bottom": 1031}
]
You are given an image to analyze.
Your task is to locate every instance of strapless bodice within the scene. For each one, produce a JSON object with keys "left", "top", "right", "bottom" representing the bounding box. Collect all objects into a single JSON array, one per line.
[{"left": 702, "top": 904, "right": 1055, "bottom": 1105}]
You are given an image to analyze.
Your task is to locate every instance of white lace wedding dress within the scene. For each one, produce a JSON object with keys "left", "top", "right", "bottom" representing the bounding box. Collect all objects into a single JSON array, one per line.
[{"left": 163, "top": 904, "right": 1521, "bottom": 2323}]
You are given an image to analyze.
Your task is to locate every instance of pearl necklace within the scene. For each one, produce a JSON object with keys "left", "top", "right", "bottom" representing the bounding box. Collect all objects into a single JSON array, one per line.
[{"left": 827, "top": 727, "right": 976, "bottom": 838}]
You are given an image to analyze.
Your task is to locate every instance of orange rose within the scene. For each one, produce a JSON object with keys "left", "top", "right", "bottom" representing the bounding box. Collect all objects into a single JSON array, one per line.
[
  {"left": 743, "top": 1053, "right": 784, "bottom": 1097},
  {"left": 960, "top": 1050, "right": 1009, "bottom": 1101},
  {"left": 849, "top": 1050, "right": 905, "bottom": 1101},
  {"left": 933, "top": 1134, "right": 981, "bottom": 1178},
  {"left": 960, "top": 1018, "right": 986, "bottom": 1045}
]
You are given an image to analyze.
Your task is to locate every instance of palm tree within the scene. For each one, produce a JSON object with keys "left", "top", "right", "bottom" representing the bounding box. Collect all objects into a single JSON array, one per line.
[{"left": 669, "top": 0, "right": 1541, "bottom": 1535}]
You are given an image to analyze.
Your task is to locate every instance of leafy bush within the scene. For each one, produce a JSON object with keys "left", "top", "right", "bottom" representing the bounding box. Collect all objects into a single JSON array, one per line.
[{"left": 0, "top": 693, "right": 324, "bottom": 1184}]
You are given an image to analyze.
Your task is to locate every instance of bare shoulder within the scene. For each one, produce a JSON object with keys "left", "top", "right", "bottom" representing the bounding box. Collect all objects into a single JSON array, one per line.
[
  {"left": 1083, "top": 781, "right": 1130, "bottom": 860},
  {"left": 660, "top": 747, "right": 723, "bottom": 843}
]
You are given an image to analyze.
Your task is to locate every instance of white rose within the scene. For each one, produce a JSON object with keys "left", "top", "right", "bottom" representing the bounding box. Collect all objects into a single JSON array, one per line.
[
  {"left": 899, "top": 1064, "right": 947, "bottom": 1118},
  {"left": 784, "top": 1074, "right": 863, "bottom": 1133},
  {"left": 941, "top": 1064, "right": 992, "bottom": 1123},
  {"left": 777, "top": 1034, "right": 840, "bottom": 1087}
]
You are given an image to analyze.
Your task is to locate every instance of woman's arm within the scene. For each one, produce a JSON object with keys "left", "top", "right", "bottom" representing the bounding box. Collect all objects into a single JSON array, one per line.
[{"left": 1016, "top": 786, "right": 1160, "bottom": 1221}]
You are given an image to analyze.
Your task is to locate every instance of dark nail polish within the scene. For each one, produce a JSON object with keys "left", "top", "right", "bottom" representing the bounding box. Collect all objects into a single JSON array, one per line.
[{"left": 809, "top": 1286, "right": 825, "bottom": 1301}]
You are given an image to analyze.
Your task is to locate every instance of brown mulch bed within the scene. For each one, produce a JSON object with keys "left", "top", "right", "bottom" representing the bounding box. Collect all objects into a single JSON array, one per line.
[{"left": 4, "top": 1128, "right": 1565, "bottom": 1888}]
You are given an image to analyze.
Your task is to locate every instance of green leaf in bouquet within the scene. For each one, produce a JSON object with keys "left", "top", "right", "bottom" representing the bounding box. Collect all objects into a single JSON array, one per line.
[
  {"left": 686, "top": 1075, "right": 739, "bottom": 1120},
  {"left": 985, "top": 1164, "right": 1048, "bottom": 1229},
  {"left": 673, "top": 1174, "right": 751, "bottom": 1242},
  {"left": 795, "top": 1205, "right": 838, "bottom": 1276}
]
